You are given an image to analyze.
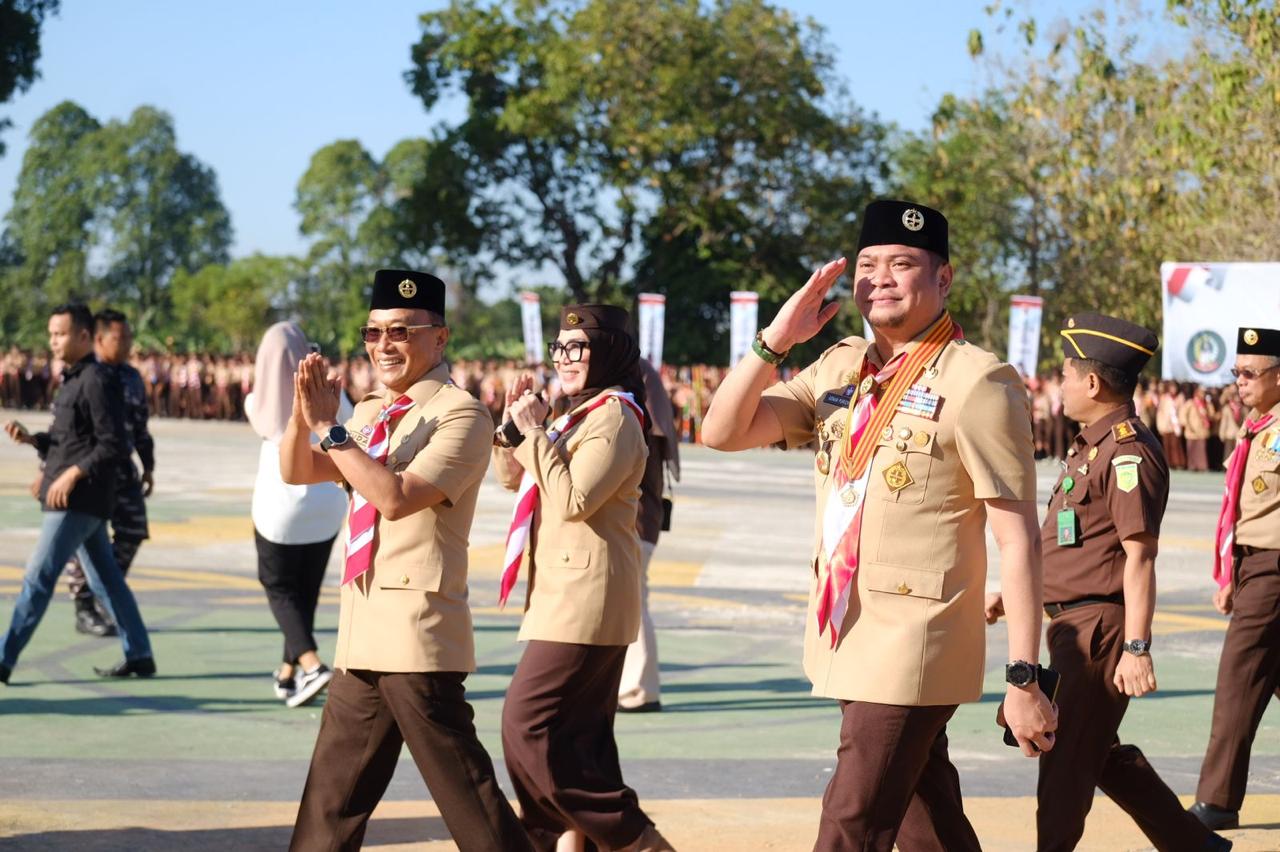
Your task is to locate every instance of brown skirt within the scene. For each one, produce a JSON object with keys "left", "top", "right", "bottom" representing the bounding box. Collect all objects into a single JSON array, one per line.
[{"left": 501, "top": 640, "right": 651, "bottom": 852}]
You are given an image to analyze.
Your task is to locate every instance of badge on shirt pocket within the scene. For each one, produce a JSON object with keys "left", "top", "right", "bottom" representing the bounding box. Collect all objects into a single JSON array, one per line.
[{"left": 1056, "top": 509, "right": 1079, "bottom": 546}]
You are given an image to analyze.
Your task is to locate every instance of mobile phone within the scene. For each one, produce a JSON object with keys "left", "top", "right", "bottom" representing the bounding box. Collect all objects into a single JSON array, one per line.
[{"left": 1000, "top": 665, "right": 1061, "bottom": 750}]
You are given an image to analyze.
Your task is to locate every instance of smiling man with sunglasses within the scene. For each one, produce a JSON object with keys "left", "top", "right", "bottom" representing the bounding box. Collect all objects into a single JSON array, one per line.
[
  {"left": 282, "top": 268, "right": 531, "bottom": 851},
  {"left": 1191, "top": 325, "right": 1280, "bottom": 833}
]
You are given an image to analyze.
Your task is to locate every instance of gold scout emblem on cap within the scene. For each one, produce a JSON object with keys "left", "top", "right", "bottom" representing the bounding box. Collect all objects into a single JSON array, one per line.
[
  {"left": 566, "top": 312, "right": 581, "bottom": 326},
  {"left": 1067, "top": 317, "right": 1076, "bottom": 329},
  {"left": 1244, "top": 329, "right": 1259, "bottom": 346},
  {"left": 901, "top": 208, "right": 925, "bottom": 232},
  {"left": 883, "top": 460, "right": 914, "bottom": 493},
  {"left": 398, "top": 278, "right": 417, "bottom": 298}
]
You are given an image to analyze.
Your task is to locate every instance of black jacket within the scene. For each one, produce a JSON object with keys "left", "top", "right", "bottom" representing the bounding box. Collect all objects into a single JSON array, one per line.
[{"left": 34, "top": 355, "right": 128, "bottom": 518}]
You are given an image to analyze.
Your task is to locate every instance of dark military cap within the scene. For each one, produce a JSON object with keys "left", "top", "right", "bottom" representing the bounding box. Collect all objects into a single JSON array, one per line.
[
  {"left": 856, "top": 199, "right": 949, "bottom": 261},
  {"left": 369, "top": 268, "right": 446, "bottom": 317},
  {"left": 560, "top": 303, "right": 629, "bottom": 332},
  {"left": 1060, "top": 312, "right": 1158, "bottom": 378},
  {"left": 1238, "top": 326, "right": 1280, "bottom": 357}
]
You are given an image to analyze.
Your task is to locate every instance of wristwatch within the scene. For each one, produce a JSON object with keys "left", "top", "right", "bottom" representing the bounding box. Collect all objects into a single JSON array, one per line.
[
  {"left": 319, "top": 424, "right": 350, "bottom": 452},
  {"left": 493, "top": 420, "right": 525, "bottom": 449},
  {"left": 1005, "top": 660, "right": 1038, "bottom": 687},
  {"left": 751, "top": 329, "right": 790, "bottom": 366},
  {"left": 1122, "top": 639, "right": 1151, "bottom": 656}
]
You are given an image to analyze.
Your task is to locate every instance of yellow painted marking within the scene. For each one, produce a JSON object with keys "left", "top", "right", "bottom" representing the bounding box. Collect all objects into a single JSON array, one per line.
[
  {"left": 1152, "top": 611, "right": 1227, "bottom": 634},
  {"left": 1160, "top": 535, "right": 1212, "bottom": 552},
  {"left": 148, "top": 515, "right": 254, "bottom": 545}
]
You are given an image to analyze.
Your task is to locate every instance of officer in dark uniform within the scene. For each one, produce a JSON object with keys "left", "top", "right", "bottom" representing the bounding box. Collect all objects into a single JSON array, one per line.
[
  {"left": 988, "top": 313, "right": 1230, "bottom": 851},
  {"left": 65, "top": 309, "right": 155, "bottom": 636}
]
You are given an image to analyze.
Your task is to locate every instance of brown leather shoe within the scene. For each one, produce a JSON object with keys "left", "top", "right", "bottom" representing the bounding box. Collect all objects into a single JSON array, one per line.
[{"left": 617, "top": 824, "right": 675, "bottom": 852}]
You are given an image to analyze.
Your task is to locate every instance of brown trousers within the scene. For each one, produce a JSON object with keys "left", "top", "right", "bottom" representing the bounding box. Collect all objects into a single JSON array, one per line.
[
  {"left": 816, "top": 701, "right": 980, "bottom": 852},
  {"left": 290, "top": 668, "right": 531, "bottom": 852},
  {"left": 501, "top": 641, "right": 650, "bottom": 852},
  {"left": 1038, "top": 603, "right": 1216, "bottom": 851},
  {"left": 1197, "top": 549, "right": 1280, "bottom": 810}
]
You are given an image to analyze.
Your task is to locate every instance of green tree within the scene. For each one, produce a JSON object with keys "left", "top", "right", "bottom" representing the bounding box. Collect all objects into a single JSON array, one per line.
[
  {"left": 0, "top": 0, "right": 60, "bottom": 157},
  {"left": 168, "top": 255, "right": 295, "bottom": 352},
  {"left": 407, "top": 0, "right": 886, "bottom": 335}
]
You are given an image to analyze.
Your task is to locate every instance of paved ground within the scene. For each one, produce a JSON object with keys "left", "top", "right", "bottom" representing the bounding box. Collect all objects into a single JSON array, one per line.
[{"left": 0, "top": 409, "right": 1276, "bottom": 850}]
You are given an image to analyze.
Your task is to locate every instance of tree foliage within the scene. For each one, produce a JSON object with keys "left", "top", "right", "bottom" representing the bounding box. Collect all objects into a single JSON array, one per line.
[{"left": 0, "top": 0, "right": 60, "bottom": 157}]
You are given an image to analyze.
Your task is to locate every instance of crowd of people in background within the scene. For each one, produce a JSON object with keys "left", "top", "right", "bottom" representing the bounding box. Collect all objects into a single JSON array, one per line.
[{"left": 0, "top": 345, "right": 1245, "bottom": 470}]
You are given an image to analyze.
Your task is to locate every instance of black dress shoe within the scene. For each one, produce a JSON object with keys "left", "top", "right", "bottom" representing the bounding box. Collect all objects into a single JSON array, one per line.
[
  {"left": 75, "top": 602, "right": 117, "bottom": 637},
  {"left": 1205, "top": 831, "right": 1234, "bottom": 851},
  {"left": 0, "top": 663, "right": 10, "bottom": 685},
  {"left": 94, "top": 657, "right": 157, "bottom": 678},
  {"left": 1190, "top": 801, "right": 1239, "bottom": 831},
  {"left": 617, "top": 701, "right": 662, "bottom": 714}
]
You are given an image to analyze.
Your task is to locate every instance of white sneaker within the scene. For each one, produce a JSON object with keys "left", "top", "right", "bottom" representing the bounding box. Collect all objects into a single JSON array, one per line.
[
  {"left": 287, "top": 664, "right": 333, "bottom": 708},
  {"left": 273, "top": 668, "right": 296, "bottom": 701}
]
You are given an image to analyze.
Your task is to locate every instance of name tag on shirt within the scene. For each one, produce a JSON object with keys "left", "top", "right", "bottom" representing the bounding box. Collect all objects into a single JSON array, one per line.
[{"left": 821, "top": 385, "right": 857, "bottom": 408}]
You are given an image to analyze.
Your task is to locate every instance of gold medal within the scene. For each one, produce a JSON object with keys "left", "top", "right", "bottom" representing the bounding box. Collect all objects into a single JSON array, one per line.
[
  {"left": 816, "top": 449, "right": 831, "bottom": 476},
  {"left": 914, "top": 431, "right": 930, "bottom": 447},
  {"left": 898, "top": 427, "right": 913, "bottom": 440},
  {"left": 830, "top": 420, "right": 844, "bottom": 439},
  {"left": 895, "top": 440, "right": 908, "bottom": 452},
  {"left": 881, "top": 425, "right": 894, "bottom": 441},
  {"left": 840, "top": 482, "right": 860, "bottom": 505},
  {"left": 860, "top": 376, "right": 875, "bottom": 396}
]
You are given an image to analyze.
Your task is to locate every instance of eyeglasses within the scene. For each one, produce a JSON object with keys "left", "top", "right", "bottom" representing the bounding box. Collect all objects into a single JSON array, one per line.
[
  {"left": 358, "top": 324, "right": 442, "bottom": 344},
  {"left": 547, "top": 340, "right": 590, "bottom": 363},
  {"left": 1230, "top": 364, "right": 1280, "bottom": 381}
]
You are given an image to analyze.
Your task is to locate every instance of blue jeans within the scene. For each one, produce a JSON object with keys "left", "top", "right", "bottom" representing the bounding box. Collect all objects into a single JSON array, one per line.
[{"left": 2, "top": 510, "right": 153, "bottom": 670}]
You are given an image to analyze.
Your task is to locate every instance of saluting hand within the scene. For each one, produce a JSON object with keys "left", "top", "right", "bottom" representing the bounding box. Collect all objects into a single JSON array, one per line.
[
  {"left": 1114, "top": 652, "right": 1157, "bottom": 698},
  {"left": 761, "top": 257, "right": 847, "bottom": 353}
]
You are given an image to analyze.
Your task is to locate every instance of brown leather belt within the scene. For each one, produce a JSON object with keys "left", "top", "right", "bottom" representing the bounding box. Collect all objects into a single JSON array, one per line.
[
  {"left": 1044, "top": 593, "right": 1124, "bottom": 619},
  {"left": 1234, "top": 544, "right": 1275, "bottom": 558}
]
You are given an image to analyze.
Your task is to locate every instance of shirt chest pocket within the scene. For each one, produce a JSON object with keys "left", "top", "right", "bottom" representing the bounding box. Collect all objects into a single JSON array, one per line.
[
  {"left": 385, "top": 416, "right": 436, "bottom": 473},
  {"left": 874, "top": 427, "right": 937, "bottom": 506}
]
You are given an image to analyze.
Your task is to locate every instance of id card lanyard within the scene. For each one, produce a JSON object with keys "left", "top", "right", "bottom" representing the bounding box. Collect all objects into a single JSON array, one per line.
[{"left": 1056, "top": 475, "right": 1079, "bottom": 547}]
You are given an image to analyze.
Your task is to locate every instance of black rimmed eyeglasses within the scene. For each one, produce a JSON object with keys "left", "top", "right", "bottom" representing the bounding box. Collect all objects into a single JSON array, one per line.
[
  {"left": 1230, "top": 364, "right": 1280, "bottom": 381},
  {"left": 359, "top": 324, "right": 443, "bottom": 344},
  {"left": 547, "top": 340, "right": 591, "bottom": 363}
]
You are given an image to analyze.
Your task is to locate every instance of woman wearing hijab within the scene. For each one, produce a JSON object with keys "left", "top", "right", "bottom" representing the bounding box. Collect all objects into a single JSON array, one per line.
[
  {"left": 493, "top": 305, "right": 674, "bottom": 852},
  {"left": 245, "top": 322, "right": 351, "bottom": 707}
]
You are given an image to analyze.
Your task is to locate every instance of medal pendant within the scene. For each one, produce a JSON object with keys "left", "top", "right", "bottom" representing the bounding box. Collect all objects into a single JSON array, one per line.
[
  {"left": 816, "top": 449, "right": 831, "bottom": 476},
  {"left": 839, "top": 481, "right": 860, "bottom": 506}
]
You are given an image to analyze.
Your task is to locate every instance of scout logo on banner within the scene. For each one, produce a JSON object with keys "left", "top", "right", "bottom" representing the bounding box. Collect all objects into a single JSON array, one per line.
[
  {"left": 638, "top": 293, "right": 666, "bottom": 367},
  {"left": 1162, "top": 262, "right": 1279, "bottom": 385},
  {"left": 1007, "top": 295, "right": 1044, "bottom": 378},
  {"left": 729, "top": 291, "right": 759, "bottom": 367},
  {"left": 519, "top": 291, "right": 543, "bottom": 366}
]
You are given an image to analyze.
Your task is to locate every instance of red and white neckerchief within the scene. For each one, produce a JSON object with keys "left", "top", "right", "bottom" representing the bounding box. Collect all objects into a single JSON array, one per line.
[
  {"left": 498, "top": 392, "right": 644, "bottom": 608},
  {"left": 816, "top": 315, "right": 960, "bottom": 647},
  {"left": 342, "top": 394, "right": 416, "bottom": 586},
  {"left": 1213, "top": 411, "right": 1276, "bottom": 588}
]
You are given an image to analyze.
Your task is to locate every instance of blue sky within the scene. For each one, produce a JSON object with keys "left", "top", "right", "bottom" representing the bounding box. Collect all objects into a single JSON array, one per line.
[{"left": 0, "top": 1, "right": 1169, "bottom": 263}]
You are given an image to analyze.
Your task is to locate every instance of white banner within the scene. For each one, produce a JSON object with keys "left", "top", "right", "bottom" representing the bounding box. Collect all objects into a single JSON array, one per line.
[
  {"left": 1006, "top": 295, "right": 1044, "bottom": 379},
  {"left": 729, "top": 291, "right": 759, "bottom": 367},
  {"left": 637, "top": 293, "right": 666, "bottom": 368},
  {"left": 519, "top": 291, "right": 543, "bottom": 365},
  {"left": 1161, "top": 262, "right": 1280, "bottom": 385}
]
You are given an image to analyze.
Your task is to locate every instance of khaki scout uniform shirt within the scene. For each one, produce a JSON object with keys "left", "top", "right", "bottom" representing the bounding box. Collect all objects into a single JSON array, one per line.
[
  {"left": 333, "top": 363, "right": 494, "bottom": 673},
  {"left": 1041, "top": 405, "right": 1169, "bottom": 603},
  {"left": 1236, "top": 399, "right": 1280, "bottom": 550},
  {"left": 495, "top": 389, "right": 647, "bottom": 646},
  {"left": 763, "top": 333, "right": 1036, "bottom": 706}
]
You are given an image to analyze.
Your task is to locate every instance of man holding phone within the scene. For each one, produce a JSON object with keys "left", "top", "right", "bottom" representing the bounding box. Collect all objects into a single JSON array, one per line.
[{"left": 987, "top": 313, "right": 1229, "bottom": 851}]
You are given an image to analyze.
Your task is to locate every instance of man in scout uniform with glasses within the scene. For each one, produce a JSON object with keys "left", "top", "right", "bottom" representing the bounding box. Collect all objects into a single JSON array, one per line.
[
  {"left": 987, "top": 313, "right": 1230, "bottom": 851},
  {"left": 1190, "top": 326, "right": 1280, "bottom": 832},
  {"left": 283, "top": 269, "right": 531, "bottom": 851},
  {"left": 703, "top": 200, "right": 1056, "bottom": 851}
]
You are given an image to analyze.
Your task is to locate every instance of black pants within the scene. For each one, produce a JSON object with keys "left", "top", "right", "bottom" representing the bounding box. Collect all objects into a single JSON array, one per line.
[
  {"left": 255, "top": 530, "right": 335, "bottom": 664},
  {"left": 291, "top": 669, "right": 532, "bottom": 852}
]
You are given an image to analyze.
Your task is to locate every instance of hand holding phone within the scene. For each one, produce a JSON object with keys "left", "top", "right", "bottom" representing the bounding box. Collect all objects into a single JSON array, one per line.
[{"left": 998, "top": 665, "right": 1061, "bottom": 751}]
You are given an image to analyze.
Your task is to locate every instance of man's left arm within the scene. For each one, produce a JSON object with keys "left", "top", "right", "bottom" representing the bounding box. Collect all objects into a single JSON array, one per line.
[{"left": 132, "top": 372, "right": 157, "bottom": 494}]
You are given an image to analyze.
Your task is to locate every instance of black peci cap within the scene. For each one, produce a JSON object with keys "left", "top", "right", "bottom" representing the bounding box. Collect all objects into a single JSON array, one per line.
[
  {"left": 1060, "top": 312, "right": 1159, "bottom": 378},
  {"left": 1237, "top": 326, "right": 1280, "bottom": 357},
  {"left": 856, "top": 199, "right": 949, "bottom": 261},
  {"left": 369, "top": 269, "right": 446, "bottom": 318}
]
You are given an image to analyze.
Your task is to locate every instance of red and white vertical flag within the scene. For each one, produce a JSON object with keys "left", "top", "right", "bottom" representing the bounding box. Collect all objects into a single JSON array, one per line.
[
  {"left": 729, "top": 291, "right": 759, "bottom": 367},
  {"left": 1007, "top": 295, "right": 1044, "bottom": 379},
  {"left": 520, "top": 291, "right": 543, "bottom": 366},
  {"left": 638, "top": 293, "right": 666, "bottom": 368}
]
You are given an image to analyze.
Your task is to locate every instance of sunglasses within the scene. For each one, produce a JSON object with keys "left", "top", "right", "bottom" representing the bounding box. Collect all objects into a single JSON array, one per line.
[
  {"left": 547, "top": 340, "right": 591, "bottom": 363},
  {"left": 358, "top": 324, "right": 442, "bottom": 344},
  {"left": 1230, "top": 364, "right": 1280, "bottom": 381}
]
